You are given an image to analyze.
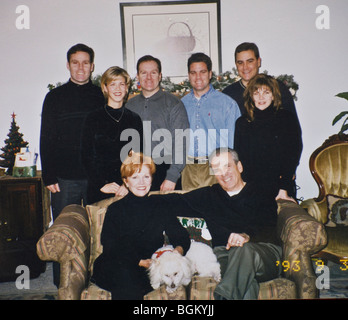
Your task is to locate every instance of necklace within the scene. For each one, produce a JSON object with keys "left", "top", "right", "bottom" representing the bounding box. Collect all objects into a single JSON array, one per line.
[{"left": 104, "top": 105, "right": 124, "bottom": 123}]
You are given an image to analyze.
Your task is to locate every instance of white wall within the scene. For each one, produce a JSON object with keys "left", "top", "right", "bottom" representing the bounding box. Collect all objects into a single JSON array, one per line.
[{"left": 1, "top": 0, "right": 348, "bottom": 201}]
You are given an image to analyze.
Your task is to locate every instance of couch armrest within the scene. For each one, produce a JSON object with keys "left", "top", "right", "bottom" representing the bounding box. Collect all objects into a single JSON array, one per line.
[
  {"left": 36, "top": 204, "right": 90, "bottom": 300},
  {"left": 276, "top": 200, "right": 327, "bottom": 299},
  {"left": 37, "top": 204, "right": 90, "bottom": 262}
]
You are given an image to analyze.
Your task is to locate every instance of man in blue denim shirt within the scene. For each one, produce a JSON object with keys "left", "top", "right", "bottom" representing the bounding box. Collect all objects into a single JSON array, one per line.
[{"left": 181, "top": 53, "right": 241, "bottom": 190}]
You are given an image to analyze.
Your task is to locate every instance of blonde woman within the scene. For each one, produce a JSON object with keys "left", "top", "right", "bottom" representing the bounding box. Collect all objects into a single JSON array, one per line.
[{"left": 81, "top": 66, "right": 143, "bottom": 204}]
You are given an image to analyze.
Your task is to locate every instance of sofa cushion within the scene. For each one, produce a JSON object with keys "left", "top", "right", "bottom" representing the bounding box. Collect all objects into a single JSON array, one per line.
[
  {"left": 189, "top": 276, "right": 218, "bottom": 300},
  {"left": 144, "top": 285, "right": 187, "bottom": 300},
  {"left": 258, "top": 278, "right": 296, "bottom": 299},
  {"left": 326, "top": 194, "right": 348, "bottom": 227},
  {"left": 81, "top": 283, "right": 112, "bottom": 300},
  {"left": 189, "top": 276, "right": 296, "bottom": 300},
  {"left": 80, "top": 276, "right": 297, "bottom": 300}
]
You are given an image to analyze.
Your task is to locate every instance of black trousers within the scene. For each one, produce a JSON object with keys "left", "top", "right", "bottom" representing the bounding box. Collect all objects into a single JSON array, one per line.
[{"left": 92, "top": 257, "right": 152, "bottom": 300}]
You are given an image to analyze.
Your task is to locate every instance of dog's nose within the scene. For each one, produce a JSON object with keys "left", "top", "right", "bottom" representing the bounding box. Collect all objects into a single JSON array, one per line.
[{"left": 171, "top": 283, "right": 176, "bottom": 288}]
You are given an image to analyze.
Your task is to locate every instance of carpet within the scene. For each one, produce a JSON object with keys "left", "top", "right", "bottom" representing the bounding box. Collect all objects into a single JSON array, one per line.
[
  {"left": 0, "top": 262, "right": 57, "bottom": 300},
  {"left": 317, "top": 261, "right": 348, "bottom": 299}
]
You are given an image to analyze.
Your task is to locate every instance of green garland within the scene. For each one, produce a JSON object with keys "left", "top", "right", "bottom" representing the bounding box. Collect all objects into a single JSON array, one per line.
[
  {"left": 48, "top": 68, "right": 299, "bottom": 101},
  {"left": 132, "top": 68, "right": 299, "bottom": 101}
]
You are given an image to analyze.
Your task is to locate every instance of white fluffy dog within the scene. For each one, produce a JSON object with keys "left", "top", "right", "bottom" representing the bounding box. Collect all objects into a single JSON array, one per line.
[
  {"left": 148, "top": 242, "right": 221, "bottom": 293},
  {"left": 185, "top": 241, "right": 221, "bottom": 282},
  {"left": 148, "top": 245, "right": 192, "bottom": 293}
]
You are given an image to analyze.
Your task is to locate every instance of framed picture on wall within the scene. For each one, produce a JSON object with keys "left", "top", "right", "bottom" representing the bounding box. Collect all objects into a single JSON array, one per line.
[{"left": 120, "top": 0, "right": 221, "bottom": 82}]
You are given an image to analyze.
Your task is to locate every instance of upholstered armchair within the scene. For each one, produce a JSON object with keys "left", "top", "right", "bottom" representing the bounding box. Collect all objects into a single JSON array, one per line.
[
  {"left": 37, "top": 195, "right": 327, "bottom": 300},
  {"left": 301, "top": 134, "right": 348, "bottom": 264}
]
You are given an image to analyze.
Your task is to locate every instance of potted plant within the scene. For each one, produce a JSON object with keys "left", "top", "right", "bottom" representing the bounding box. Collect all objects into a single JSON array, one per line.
[{"left": 332, "top": 92, "right": 348, "bottom": 135}]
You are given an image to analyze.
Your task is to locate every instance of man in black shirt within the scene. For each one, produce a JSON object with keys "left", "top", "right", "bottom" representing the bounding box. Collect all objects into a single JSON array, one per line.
[
  {"left": 40, "top": 43, "right": 104, "bottom": 218},
  {"left": 40, "top": 44, "right": 105, "bottom": 285},
  {"left": 168, "top": 148, "right": 282, "bottom": 299}
]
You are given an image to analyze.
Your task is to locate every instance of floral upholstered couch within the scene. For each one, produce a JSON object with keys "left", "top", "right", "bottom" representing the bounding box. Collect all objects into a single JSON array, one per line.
[{"left": 36, "top": 193, "right": 327, "bottom": 300}]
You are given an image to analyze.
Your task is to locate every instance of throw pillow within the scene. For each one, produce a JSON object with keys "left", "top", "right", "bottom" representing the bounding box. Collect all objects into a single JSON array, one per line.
[
  {"left": 177, "top": 216, "right": 212, "bottom": 246},
  {"left": 326, "top": 195, "right": 348, "bottom": 227}
]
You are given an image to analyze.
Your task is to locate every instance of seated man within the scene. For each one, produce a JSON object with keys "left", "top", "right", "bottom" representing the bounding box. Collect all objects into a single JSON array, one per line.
[{"left": 164, "top": 148, "right": 282, "bottom": 299}]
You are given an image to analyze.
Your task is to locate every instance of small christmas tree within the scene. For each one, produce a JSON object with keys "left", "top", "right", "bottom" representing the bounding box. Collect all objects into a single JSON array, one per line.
[{"left": 0, "top": 112, "right": 28, "bottom": 175}]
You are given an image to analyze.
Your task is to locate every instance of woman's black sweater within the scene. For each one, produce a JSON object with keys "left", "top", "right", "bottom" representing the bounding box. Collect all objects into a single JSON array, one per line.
[
  {"left": 92, "top": 192, "right": 191, "bottom": 299},
  {"left": 81, "top": 105, "right": 143, "bottom": 204},
  {"left": 234, "top": 106, "right": 302, "bottom": 197}
]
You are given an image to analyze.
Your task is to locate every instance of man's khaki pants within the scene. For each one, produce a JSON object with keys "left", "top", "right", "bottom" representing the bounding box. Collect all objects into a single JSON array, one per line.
[{"left": 181, "top": 161, "right": 217, "bottom": 191}]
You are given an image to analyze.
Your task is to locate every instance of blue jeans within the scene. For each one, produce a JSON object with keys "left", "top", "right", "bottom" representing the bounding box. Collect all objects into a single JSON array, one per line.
[
  {"left": 50, "top": 178, "right": 88, "bottom": 220},
  {"left": 50, "top": 178, "right": 87, "bottom": 286}
]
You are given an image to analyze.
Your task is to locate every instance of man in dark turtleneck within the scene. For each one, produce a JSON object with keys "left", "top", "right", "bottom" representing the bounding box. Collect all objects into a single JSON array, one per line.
[
  {"left": 165, "top": 148, "right": 282, "bottom": 300},
  {"left": 40, "top": 45, "right": 104, "bottom": 220},
  {"left": 40, "top": 43, "right": 104, "bottom": 286}
]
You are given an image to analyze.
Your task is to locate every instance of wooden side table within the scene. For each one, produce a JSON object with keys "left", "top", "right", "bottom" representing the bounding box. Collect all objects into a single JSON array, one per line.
[{"left": 0, "top": 174, "right": 50, "bottom": 281}]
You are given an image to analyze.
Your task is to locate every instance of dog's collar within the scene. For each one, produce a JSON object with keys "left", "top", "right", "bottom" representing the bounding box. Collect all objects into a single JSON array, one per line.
[{"left": 153, "top": 248, "right": 173, "bottom": 259}]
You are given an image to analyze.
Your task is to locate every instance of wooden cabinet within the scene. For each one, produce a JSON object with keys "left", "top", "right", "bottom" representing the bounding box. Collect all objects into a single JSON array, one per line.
[{"left": 0, "top": 176, "right": 49, "bottom": 281}]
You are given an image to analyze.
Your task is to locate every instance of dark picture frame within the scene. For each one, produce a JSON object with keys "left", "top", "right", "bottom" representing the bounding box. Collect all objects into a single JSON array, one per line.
[{"left": 120, "top": 0, "right": 221, "bottom": 81}]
